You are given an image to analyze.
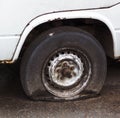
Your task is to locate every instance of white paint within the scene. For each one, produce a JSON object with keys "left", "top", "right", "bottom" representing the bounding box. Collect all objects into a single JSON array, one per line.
[
  {"left": 0, "top": 1, "right": 120, "bottom": 60},
  {"left": 0, "top": 36, "right": 19, "bottom": 60},
  {"left": 13, "top": 11, "right": 116, "bottom": 60},
  {"left": 0, "top": 0, "right": 119, "bottom": 35},
  {"left": 114, "top": 30, "right": 120, "bottom": 58}
]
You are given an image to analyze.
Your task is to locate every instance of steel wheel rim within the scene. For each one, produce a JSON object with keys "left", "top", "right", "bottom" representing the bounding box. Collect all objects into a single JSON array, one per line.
[{"left": 42, "top": 48, "right": 92, "bottom": 98}]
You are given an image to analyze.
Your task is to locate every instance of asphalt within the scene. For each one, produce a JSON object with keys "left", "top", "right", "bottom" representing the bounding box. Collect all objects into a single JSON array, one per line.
[{"left": 0, "top": 62, "right": 119, "bottom": 118}]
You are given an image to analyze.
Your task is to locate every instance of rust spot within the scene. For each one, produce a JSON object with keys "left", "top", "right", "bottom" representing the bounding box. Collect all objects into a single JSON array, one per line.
[{"left": 0, "top": 60, "right": 14, "bottom": 64}]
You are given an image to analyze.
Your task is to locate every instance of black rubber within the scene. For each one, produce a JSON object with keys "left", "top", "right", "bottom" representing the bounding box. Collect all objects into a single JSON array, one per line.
[{"left": 20, "top": 26, "right": 107, "bottom": 101}]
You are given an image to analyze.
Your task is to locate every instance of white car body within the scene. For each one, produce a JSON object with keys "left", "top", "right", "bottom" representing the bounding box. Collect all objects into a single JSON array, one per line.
[{"left": 0, "top": 0, "right": 120, "bottom": 62}]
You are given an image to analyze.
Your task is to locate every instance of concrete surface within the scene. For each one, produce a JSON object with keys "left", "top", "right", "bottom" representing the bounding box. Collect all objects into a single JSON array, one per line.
[{"left": 0, "top": 62, "right": 119, "bottom": 118}]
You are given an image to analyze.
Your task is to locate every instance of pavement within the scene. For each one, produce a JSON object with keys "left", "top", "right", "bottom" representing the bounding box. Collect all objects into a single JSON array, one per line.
[{"left": 0, "top": 62, "right": 119, "bottom": 118}]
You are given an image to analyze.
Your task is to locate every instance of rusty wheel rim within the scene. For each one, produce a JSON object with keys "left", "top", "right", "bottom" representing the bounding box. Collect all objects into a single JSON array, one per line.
[{"left": 42, "top": 48, "right": 91, "bottom": 98}]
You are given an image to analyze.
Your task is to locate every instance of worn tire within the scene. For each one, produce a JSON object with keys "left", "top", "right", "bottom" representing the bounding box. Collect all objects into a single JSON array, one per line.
[{"left": 20, "top": 26, "right": 107, "bottom": 100}]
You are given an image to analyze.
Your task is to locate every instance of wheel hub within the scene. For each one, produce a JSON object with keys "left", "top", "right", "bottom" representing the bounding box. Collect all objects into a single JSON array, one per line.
[{"left": 48, "top": 53, "right": 84, "bottom": 87}]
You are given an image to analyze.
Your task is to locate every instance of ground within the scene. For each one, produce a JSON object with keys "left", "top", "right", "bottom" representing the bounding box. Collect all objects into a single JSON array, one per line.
[{"left": 0, "top": 62, "right": 119, "bottom": 118}]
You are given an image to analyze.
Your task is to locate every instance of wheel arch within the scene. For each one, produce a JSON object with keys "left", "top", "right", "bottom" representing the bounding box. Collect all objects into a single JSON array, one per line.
[{"left": 13, "top": 11, "right": 116, "bottom": 61}]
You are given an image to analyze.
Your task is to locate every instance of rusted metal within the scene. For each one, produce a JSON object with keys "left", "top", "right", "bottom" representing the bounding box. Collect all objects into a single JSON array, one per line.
[
  {"left": 48, "top": 53, "right": 84, "bottom": 87},
  {"left": 42, "top": 48, "right": 92, "bottom": 100},
  {"left": 0, "top": 60, "right": 15, "bottom": 64}
]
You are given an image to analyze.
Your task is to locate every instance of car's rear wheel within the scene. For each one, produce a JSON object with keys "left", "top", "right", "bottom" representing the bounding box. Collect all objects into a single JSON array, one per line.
[{"left": 20, "top": 26, "right": 107, "bottom": 100}]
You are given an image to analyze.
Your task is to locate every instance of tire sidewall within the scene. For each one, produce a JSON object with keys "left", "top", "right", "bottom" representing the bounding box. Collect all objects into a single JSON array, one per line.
[{"left": 21, "top": 27, "right": 106, "bottom": 99}]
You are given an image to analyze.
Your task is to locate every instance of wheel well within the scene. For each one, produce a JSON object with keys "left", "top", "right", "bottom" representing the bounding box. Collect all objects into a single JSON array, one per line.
[{"left": 20, "top": 19, "right": 114, "bottom": 58}]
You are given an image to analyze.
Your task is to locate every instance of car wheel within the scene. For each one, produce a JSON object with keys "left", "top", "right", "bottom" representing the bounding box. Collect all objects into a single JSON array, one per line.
[{"left": 20, "top": 26, "right": 107, "bottom": 100}]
